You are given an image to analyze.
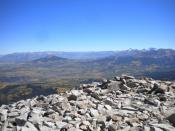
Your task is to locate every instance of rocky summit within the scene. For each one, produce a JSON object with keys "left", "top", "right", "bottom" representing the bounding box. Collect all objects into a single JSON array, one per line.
[{"left": 1, "top": 75, "right": 175, "bottom": 131}]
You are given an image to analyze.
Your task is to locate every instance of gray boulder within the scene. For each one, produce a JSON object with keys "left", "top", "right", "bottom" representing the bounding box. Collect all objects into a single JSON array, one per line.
[{"left": 166, "top": 113, "right": 175, "bottom": 127}]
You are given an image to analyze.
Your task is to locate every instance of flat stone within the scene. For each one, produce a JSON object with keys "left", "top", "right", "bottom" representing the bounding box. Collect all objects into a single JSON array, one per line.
[
  {"left": 76, "top": 101, "right": 87, "bottom": 109},
  {"left": 43, "top": 121, "right": 55, "bottom": 128},
  {"left": 150, "top": 123, "right": 175, "bottom": 131},
  {"left": 39, "top": 125, "right": 53, "bottom": 131},
  {"left": 143, "top": 126, "right": 151, "bottom": 131},
  {"left": 120, "top": 84, "right": 130, "bottom": 91},
  {"left": 104, "top": 105, "right": 112, "bottom": 110},
  {"left": 129, "top": 126, "right": 143, "bottom": 131},
  {"left": 55, "top": 121, "right": 68, "bottom": 129},
  {"left": 0, "top": 109, "right": 7, "bottom": 122},
  {"left": 121, "top": 75, "right": 135, "bottom": 79},
  {"left": 28, "top": 110, "right": 43, "bottom": 125},
  {"left": 121, "top": 106, "right": 138, "bottom": 111},
  {"left": 82, "top": 120, "right": 90, "bottom": 126},
  {"left": 63, "top": 116, "right": 72, "bottom": 122},
  {"left": 21, "top": 122, "right": 38, "bottom": 131},
  {"left": 8, "top": 112, "right": 20, "bottom": 118},
  {"left": 90, "top": 108, "right": 99, "bottom": 117},
  {"left": 71, "top": 90, "right": 81, "bottom": 96},
  {"left": 68, "top": 127, "right": 82, "bottom": 131},
  {"left": 80, "top": 125, "right": 87, "bottom": 130}
]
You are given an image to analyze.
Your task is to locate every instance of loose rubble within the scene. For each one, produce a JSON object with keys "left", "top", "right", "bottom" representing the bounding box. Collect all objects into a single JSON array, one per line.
[{"left": 0, "top": 75, "right": 175, "bottom": 131}]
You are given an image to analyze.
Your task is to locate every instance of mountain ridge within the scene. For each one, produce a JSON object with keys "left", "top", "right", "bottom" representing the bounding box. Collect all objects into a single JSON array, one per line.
[
  {"left": 1, "top": 49, "right": 175, "bottom": 62},
  {"left": 32, "top": 56, "right": 69, "bottom": 63}
]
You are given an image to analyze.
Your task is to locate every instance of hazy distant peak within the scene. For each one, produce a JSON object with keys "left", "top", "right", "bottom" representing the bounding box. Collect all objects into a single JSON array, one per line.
[
  {"left": 0, "top": 49, "right": 175, "bottom": 62},
  {"left": 33, "top": 55, "right": 68, "bottom": 62}
]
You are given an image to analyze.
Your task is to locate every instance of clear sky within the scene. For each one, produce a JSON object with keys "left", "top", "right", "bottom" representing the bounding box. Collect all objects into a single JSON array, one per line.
[{"left": 0, "top": 0, "right": 175, "bottom": 54}]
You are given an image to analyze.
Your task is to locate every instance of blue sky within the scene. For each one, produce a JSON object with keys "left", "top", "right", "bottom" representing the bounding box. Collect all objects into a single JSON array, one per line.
[{"left": 0, "top": 0, "right": 175, "bottom": 54}]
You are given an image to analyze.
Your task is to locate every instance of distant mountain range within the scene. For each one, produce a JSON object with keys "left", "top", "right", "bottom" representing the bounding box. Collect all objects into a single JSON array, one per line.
[
  {"left": 1, "top": 48, "right": 174, "bottom": 62},
  {"left": 0, "top": 51, "right": 116, "bottom": 62},
  {"left": 0, "top": 48, "right": 175, "bottom": 82}
]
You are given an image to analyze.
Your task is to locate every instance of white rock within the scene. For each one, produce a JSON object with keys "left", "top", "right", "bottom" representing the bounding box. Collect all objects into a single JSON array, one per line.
[
  {"left": 22, "top": 122, "right": 38, "bottom": 131},
  {"left": 150, "top": 123, "right": 175, "bottom": 131},
  {"left": 0, "top": 109, "right": 7, "bottom": 121},
  {"left": 71, "top": 90, "right": 81, "bottom": 96},
  {"left": 8, "top": 111, "right": 19, "bottom": 118},
  {"left": 90, "top": 108, "right": 99, "bottom": 117},
  {"left": 55, "top": 121, "right": 67, "bottom": 129},
  {"left": 104, "top": 105, "right": 112, "bottom": 110},
  {"left": 82, "top": 120, "right": 91, "bottom": 126}
]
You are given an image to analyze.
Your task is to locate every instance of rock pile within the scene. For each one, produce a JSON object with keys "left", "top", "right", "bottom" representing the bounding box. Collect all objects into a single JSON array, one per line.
[{"left": 1, "top": 75, "right": 175, "bottom": 131}]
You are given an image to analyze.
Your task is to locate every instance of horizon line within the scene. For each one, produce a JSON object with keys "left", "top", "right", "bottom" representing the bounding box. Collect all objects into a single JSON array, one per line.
[{"left": 1, "top": 48, "right": 175, "bottom": 55}]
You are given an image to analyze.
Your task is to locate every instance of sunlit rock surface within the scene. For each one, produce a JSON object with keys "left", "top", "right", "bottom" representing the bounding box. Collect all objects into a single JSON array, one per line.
[{"left": 0, "top": 75, "right": 175, "bottom": 131}]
